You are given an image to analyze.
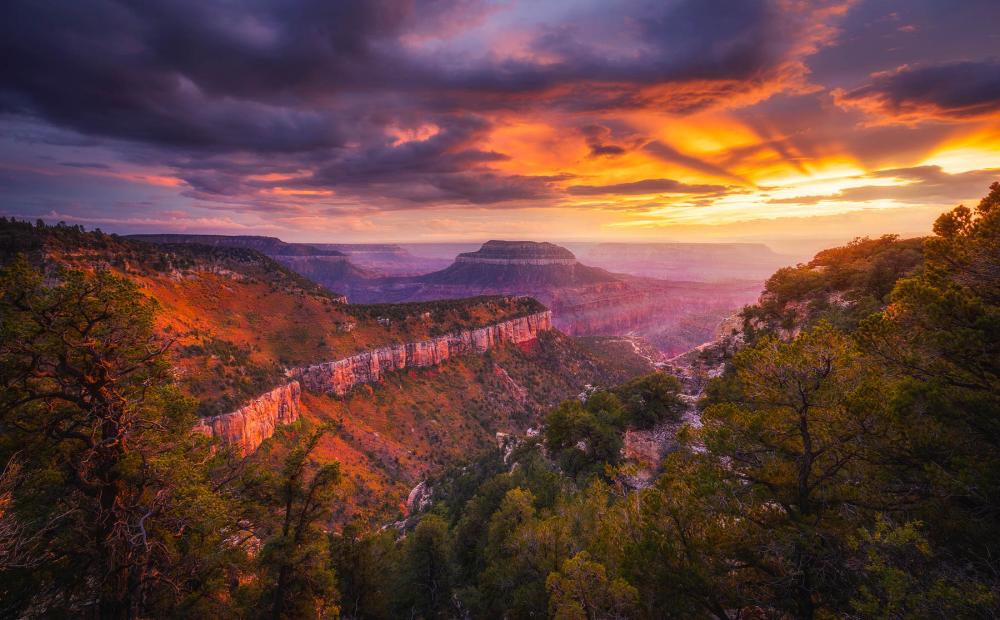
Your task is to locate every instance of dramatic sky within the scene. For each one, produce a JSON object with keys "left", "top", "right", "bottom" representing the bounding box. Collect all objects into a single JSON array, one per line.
[{"left": 1, "top": 0, "right": 998, "bottom": 244}]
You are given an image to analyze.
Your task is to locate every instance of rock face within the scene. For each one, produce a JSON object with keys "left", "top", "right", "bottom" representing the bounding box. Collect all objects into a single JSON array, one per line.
[
  {"left": 298, "top": 311, "right": 553, "bottom": 395},
  {"left": 419, "top": 241, "right": 615, "bottom": 286},
  {"left": 194, "top": 381, "right": 302, "bottom": 456},
  {"left": 195, "top": 311, "right": 552, "bottom": 454},
  {"left": 454, "top": 240, "right": 578, "bottom": 265}
]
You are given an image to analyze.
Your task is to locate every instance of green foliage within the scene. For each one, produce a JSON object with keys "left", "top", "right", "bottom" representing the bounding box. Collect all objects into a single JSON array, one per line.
[
  {"left": 546, "top": 551, "right": 638, "bottom": 620},
  {"left": 693, "top": 322, "right": 892, "bottom": 616},
  {"left": 329, "top": 524, "right": 398, "bottom": 619},
  {"left": 614, "top": 372, "right": 686, "bottom": 429},
  {"left": 0, "top": 257, "right": 241, "bottom": 618},
  {"left": 542, "top": 371, "right": 683, "bottom": 479},
  {"left": 849, "top": 516, "right": 997, "bottom": 619},
  {"left": 744, "top": 233, "right": 924, "bottom": 338},
  {"left": 250, "top": 427, "right": 342, "bottom": 619},
  {"left": 395, "top": 514, "right": 453, "bottom": 619},
  {"left": 544, "top": 398, "right": 623, "bottom": 479}
]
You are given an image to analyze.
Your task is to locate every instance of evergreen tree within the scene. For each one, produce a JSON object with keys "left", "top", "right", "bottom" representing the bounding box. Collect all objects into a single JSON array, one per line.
[
  {"left": 0, "top": 258, "right": 238, "bottom": 618},
  {"left": 253, "top": 428, "right": 342, "bottom": 620}
]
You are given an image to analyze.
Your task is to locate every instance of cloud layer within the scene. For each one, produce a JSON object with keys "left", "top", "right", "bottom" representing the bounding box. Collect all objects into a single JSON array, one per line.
[{"left": 1, "top": 0, "right": 998, "bottom": 239}]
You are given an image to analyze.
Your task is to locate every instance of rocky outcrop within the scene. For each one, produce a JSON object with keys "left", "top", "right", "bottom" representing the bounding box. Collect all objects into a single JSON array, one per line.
[
  {"left": 458, "top": 240, "right": 577, "bottom": 261},
  {"left": 297, "top": 311, "right": 553, "bottom": 395},
  {"left": 194, "top": 381, "right": 302, "bottom": 456},
  {"left": 493, "top": 364, "right": 528, "bottom": 404},
  {"left": 406, "top": 481, "right": 434, "bottom": 513},
  {"left": 196, "top": 311, "right": 553, "bottom": 454},
  {"left": 415, "top": 241, "right": 617, "bottom": 287}
]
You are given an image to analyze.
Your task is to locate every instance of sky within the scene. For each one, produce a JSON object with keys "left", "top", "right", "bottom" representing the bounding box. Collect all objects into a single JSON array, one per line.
[{"left": 1, "top": 0, "right": 998, "bottom": 244}]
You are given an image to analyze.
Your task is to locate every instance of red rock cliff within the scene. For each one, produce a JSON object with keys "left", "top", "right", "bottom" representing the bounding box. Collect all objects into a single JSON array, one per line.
[
  {"left": 195, "top": 311, "right": 553, "bottom": 454},
  {"left": 194, "top": 381, "right": 302, "bottom": 456},
  {"left": 297, "top": 311, "right": 553, "bottom": 395}
]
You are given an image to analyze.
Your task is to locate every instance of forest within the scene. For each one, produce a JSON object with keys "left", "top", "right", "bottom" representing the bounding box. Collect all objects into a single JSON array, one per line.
[{"left": 1, "top": 184, "right": 998, "bottom": 618}]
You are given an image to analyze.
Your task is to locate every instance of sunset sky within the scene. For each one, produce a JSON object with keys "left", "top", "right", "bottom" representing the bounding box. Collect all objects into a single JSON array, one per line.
[{"left": 1, "top": 0, "right": 998, "bottom": 244}]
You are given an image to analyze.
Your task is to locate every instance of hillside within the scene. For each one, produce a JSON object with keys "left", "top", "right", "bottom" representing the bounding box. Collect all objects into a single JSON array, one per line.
[
  {"left": 741, "top": 234, "right": 925, "bottom": 339},
  {"left": 127, "top": 233, "right": 375, "bottom": 293},
  {"left": 263, "top": 329, "right": 649, "bottom": 524},
  {"left": 665, "top": 234, "right": 928, "bottom": 407},
  {"left": 1, "top": 218, "right": 652, "bottom": 521},
  {"left": 127, "top": 234, "right": 346, "bottom": 257}
]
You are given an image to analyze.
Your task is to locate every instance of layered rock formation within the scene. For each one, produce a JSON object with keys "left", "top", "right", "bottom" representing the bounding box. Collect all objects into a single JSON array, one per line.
[
  {"left": 335, "top": 240, "right": 763, "bottom": 355},
  {"left": 419, "top": 241, "right": 615, "bottom": 286},
  {"left": 454, "top": 240, "right": 578, "bottom": 266},
  {"left": 196, "top": 311, "right": 552, "bottom": 453},
  {"left": 297, "top": 311, "right": 552, "bottom": 395},
  {"left": 194, "top": 381, "right": 302, "bottom": 456}
]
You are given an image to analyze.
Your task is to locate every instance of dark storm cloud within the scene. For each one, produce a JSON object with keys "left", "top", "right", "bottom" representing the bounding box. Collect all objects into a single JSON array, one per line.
[
  {"left": 567, "top": 179, "right": 729, "bottom": 196},
  {"left": 440, "top": 0, "right": 787, "bottom": 92},
  {"left": 834, "top": 60, "right": 1000, "bottom": 123},
  {"left": 579, "top": 125, "right": 629, "bottom": 159},
  {"left": 0, "top": 0, "right": 403, "bottom": 152},
  {"left": 60, "top": 162, "right": 111, "bottom": 170},
  {"left": 0, "top": 0, "right": 846, "bottom": 209},
  {"left": 0, "top": 0, "right": 817, "bottom": 150}
]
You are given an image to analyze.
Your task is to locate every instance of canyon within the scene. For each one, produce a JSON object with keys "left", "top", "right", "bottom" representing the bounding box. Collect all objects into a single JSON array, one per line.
[
  {"left": 317, "top": 243, "right": 453, "bottom": 276},
  {"left": 125, "top": 235, "right": 769, "bottom": 357},
  {"left": 194, "top": 311, "right": 554, "bottom": 454},
  {"left": 340, "top": 240, "right": 762, "bottom": 356}
]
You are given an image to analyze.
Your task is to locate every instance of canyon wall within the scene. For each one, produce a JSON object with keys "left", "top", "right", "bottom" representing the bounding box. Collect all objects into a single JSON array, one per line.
[
  {"left": 196, "top": 311, "right": 553, "bottom": 453},
  {"left": 297, "top": 311, "right": 553, "bottom": 395},
  {"left": 193, "top": 381, "right": 302, "bottom": 456}
]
